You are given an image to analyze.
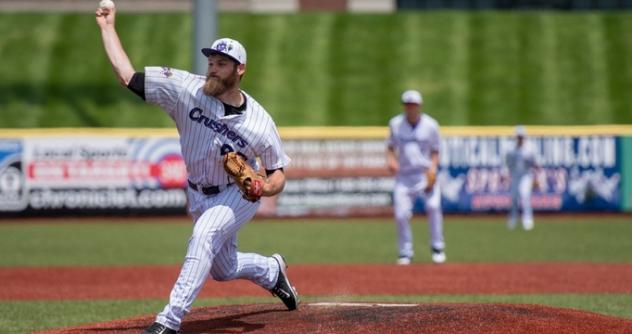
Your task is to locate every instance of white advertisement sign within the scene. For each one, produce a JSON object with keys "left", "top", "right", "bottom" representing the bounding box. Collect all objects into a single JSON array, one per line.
[{"left": 2, "top": 137, "right": 189, "bottom": 215}]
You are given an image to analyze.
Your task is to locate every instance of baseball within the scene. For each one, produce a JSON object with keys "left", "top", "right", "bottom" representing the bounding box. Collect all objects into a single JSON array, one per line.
[{"left": 99, "top": 0, "right": 115, "bottom": 9}]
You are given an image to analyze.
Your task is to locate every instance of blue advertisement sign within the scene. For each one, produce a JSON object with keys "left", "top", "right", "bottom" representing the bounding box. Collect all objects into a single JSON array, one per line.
[
  {"left": 434, "top": 136, "right": 621, "bottom": 213},
  {"left": 0, "top": 139, "right": 27, "bottom": 211}
]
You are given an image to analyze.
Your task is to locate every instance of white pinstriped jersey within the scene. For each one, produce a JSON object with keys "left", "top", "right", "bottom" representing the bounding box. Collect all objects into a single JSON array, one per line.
[
  {"left": 144, "top": 66, "right": 290, "bottom": 186},
  {"left": 505, "top": 144, "right": 537, "bottom": 179},
  {"left": 387, "top": 113, "right": 441, "bottom": 176}
]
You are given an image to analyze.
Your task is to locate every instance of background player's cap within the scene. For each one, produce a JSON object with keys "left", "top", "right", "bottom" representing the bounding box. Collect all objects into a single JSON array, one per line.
[
  {"left": 401, "top": 90, "right": 423, "bottom": 104},
  {"left": 515, "top": 125, "right": 527, "bottom": 137},
  {"left": 201, "top": 38, "right": 247, "bottom": 64}
]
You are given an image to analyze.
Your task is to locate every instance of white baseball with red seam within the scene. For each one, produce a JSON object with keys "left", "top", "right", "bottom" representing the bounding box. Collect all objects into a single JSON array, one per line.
[{"left": 99, "top": 0, "right": 115, "bottom": 9}]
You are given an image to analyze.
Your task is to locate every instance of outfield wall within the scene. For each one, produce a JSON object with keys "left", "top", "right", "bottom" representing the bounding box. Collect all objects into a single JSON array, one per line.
[{"left": 0, "top": 126, "right": 630, "bottom": 217}]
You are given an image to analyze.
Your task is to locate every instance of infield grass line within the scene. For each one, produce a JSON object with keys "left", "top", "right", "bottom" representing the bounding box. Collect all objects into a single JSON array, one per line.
[{"left": 1, "top": 216, "right": 632, "bottom": 266}]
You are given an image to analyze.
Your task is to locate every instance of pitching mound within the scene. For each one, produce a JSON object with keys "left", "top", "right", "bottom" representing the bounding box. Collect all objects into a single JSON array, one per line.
[{"left": 36, "top": 302, "right": 632, "bottom": 334}]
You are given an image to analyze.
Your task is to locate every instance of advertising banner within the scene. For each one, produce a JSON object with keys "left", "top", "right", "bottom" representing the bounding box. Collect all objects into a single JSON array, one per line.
[
  {"left": 266, "top": 135, "right": 622, "bottom": 217},
  {"left": 439, "top": 135, "right": 621, "bottom": 213},
  {"left": 0, "top": 139, "right": 27, "bottom": 211},
  {"left": 0, "top": 129, "right": 626, "bottom": 217},
  {"left": 622, "top": 137, "right": 632, "bottom": 212},
  {"left": 263, "top": 139, "right": 394, "bottom": 217},
  {"left": 0, "top": 137, "right": 188, "bottom": 216}
]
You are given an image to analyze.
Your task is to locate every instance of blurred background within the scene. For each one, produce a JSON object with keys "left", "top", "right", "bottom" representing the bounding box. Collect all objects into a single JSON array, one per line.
[{"left": 1, "top": 0, "right": 631, "bottom": 128}]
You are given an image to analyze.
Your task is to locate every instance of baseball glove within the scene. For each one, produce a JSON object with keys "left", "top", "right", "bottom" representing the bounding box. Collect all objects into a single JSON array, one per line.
[
  {"left": 424, "top": 168, "right": 437, "bottom": 192},
  {"left": 223, "top": 152, "right": 265, "bottom": 202}
]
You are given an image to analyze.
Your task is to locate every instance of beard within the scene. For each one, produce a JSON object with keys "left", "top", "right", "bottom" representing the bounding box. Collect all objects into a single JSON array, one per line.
[{"left": 203, "top": 68, "right": 239, "bottom": 97}]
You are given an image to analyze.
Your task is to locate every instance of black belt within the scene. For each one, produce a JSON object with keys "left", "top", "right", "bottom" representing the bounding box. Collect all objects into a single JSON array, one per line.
[{"left": 188, "top": 180, "right": 222, "bottom": 195}]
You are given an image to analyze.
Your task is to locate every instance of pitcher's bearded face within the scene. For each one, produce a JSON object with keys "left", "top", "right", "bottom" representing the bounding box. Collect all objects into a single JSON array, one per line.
[{"left": 203, "top": 67, "right": 239, "bottom": 97}]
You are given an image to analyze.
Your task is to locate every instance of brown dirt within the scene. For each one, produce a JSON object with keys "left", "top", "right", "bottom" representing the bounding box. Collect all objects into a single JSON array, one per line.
[
  {"left": 4, "top": 263, "right": 632, "bottom": 333},
  {"left": 33, "top": 303, "right": 632, "bottom": 334}
]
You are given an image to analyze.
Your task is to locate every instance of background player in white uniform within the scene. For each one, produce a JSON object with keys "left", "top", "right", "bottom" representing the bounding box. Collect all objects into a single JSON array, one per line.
[
  {"left": 386, "top": 90, "right": 446, "bottom": 265},
  {"left": 505, "top": 126, "right": 539, "bottom": 231},
  {"left": 96, "top": 5, "right": 298, "bottom": 334}
]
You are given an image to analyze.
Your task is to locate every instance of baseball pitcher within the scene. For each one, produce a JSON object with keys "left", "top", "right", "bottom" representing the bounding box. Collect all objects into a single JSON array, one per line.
[
  {"left": 386, "top": 90, "right": 446, "bottom": 265},
  {"left": 96, "top": 4, "right": 299, "bottom": 334}
]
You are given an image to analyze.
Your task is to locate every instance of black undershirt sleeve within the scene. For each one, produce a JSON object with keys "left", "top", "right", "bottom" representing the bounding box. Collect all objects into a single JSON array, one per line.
[
  {"left": 266, "top": 168, "right": 283, "bottom": 176},
  {"left": 127, "top": 72, "right": 145, "bottom": 100}
]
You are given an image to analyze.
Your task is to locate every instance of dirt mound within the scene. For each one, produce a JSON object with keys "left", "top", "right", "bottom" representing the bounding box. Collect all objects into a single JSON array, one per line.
[{"left": 35, "top": 302, "right": 632, "bottom": 334}]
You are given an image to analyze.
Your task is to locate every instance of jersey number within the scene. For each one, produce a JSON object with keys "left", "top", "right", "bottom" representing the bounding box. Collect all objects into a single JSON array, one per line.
[{"left": 220, "top": 144, "right": 249, "bottom": 161}]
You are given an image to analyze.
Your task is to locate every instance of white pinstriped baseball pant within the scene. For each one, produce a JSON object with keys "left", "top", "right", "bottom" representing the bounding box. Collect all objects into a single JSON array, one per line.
[{"left": 156, "top": 185, "right": 280, "bottom": 330}]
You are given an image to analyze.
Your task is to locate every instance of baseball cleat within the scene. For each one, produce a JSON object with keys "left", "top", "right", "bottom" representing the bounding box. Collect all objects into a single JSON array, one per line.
[
  {"left": 270, "top": 254, "right": 299, "bottom": 311},
  {"left": 431, "top": 248, "right": 446, "bottom": 264},
  {"left": 141, "top": 322, "right": 180, "bottom": 334},
  {"left": 396, "top": 256, "right": 411, "bottom": 265}
]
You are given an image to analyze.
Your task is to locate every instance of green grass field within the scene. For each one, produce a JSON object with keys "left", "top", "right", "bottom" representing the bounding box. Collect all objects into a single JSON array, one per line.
[
  {"left": 1, "top": 11, "right": 631, "bottom": 127},
  {"left": 1, "top": 215, "right": 631, "bottom": 333}
]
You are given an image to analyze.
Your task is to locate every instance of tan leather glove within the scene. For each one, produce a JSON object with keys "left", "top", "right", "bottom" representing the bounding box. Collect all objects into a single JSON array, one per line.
[{"left": 223, "top": 152, "right": 265, "bottom": 202}]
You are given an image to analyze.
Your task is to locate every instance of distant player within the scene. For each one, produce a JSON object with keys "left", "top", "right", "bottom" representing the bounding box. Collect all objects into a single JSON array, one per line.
[
  {"left": 386, "top": 90, "right": 446, "bottom": 265},
  {"left": 96, "top": 4, "right": 298, "bottom": 334},
  {"left": 505, "top": 126, "right": 539, "bottom": 231}
]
